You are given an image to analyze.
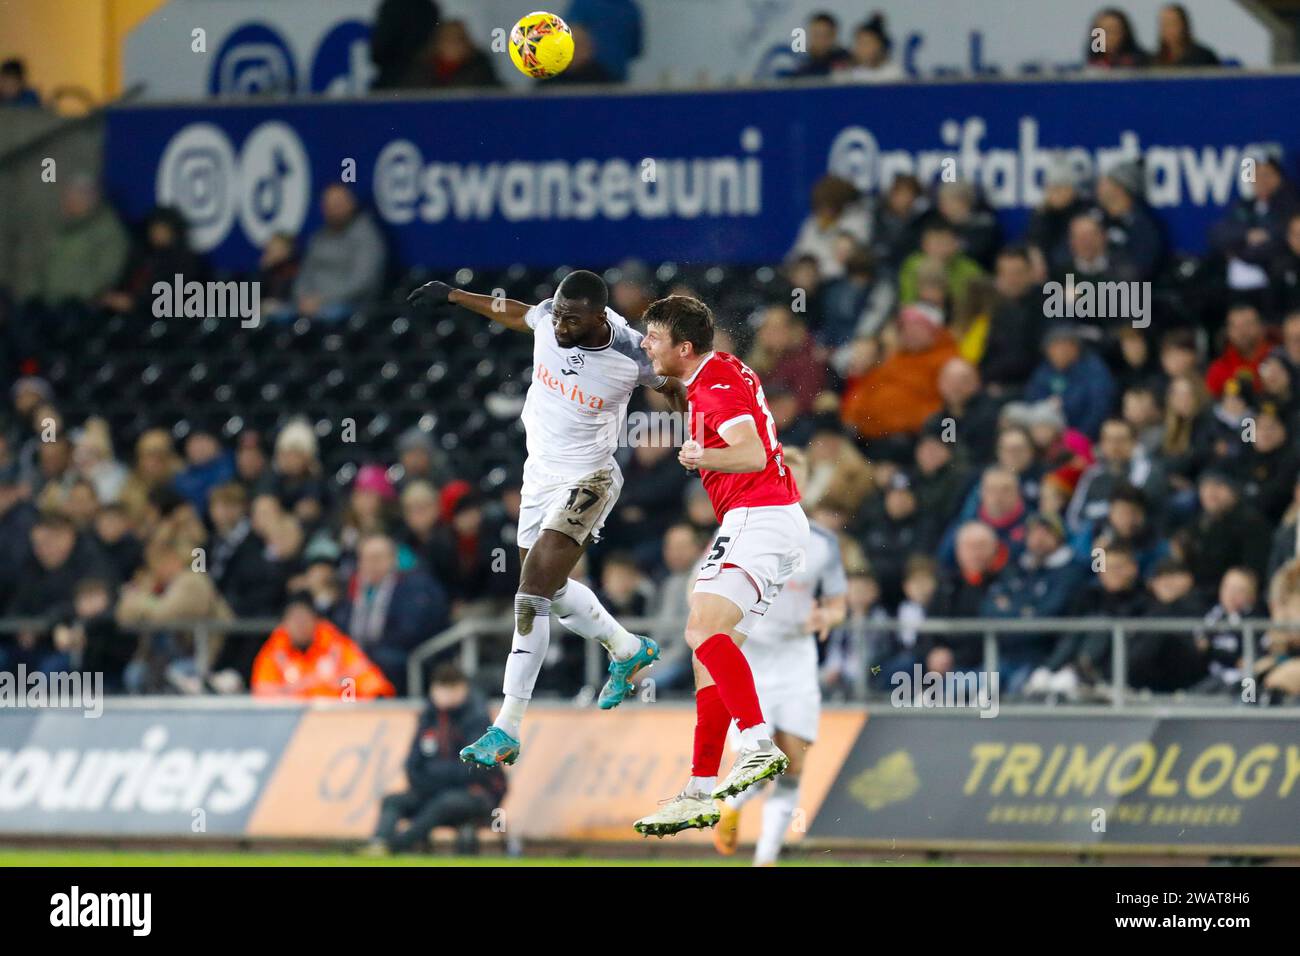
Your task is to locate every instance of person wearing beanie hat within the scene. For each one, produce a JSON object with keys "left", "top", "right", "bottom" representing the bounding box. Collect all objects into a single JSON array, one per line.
[
  {"left": 274, "top": 418, "right": 318, "bottom": 462},
  {"left": 1235, "top": 404, "right": 1300, "bottom": 522},
  {"left": 1027, "top": 159, "right": 1091, "bottom": 277},
  {"left": 1183, "top": 466, "right": 1271, "bottom": 591},
  {"left": 1026, "top": 323, "right": 1116, "bottom": 441},
  {"left": 340, "top": 464, "right": 398, "bottom": 558},
  {"left": 1095, "top": 159, "right": 1164, "bottom": 281},
  {"left": 1022, "top": 395, "right": 1095, "bottom": 477},
  {"left": 935, "top": 180, "right": 1001, "bottom": 270},
  {"left": 395, "top": 426, "right": 447, "bottom": 489},
  {"left": 354, "top": 463, "right": 398, "bottom": 502},
  {"left": 291, "top": 534, "right": 347, "bottom": 621},
  {"left": 1129, "top": 555, "right": 1208, "bottom": 694},
  {"left": 1100, "top": 159, "right": 1144, "bottom": 202},
  {"left": 263, "top": 418, "right": 329, "bottom": 524},
  {"left": 858, "top": 464, "right": 930, "bottom": 606},
  {"left": 913, "top": 417, "right": 975, "bottom": 530}
]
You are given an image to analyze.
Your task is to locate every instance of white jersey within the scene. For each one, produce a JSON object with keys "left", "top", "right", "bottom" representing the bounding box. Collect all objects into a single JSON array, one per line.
[
  {"left": 521, "top": 299, "right": 664, "bottom": 478},
  {"left": 745, "top": 522, "right": 846, "bottom": 645}
]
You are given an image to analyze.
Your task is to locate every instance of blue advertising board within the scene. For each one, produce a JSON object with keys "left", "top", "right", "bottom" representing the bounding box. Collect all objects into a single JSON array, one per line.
[{"left": 104, "top": 73, "right": 1298, "bottom": 272}]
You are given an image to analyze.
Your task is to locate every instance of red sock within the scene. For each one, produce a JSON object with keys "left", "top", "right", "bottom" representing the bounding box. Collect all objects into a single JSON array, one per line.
[
  {"left": 695, "top": 633, "right": 764, "bottom": 731},
  {"left": 691, "top": 684, "right": 730, "bottom": 777}
]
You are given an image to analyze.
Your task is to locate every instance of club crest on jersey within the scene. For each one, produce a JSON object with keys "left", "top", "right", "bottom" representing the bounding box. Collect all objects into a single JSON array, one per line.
[{"left": 565, "top": 353, "right": 586, "bottom": 370}]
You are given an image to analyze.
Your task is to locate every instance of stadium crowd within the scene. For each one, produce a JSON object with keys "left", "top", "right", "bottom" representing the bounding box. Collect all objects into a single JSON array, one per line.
[
  {"left": 2, "top": 4, "right": 1297, "bottom": 706},
  {"left": 0, "top": 2, "right": 1233, "bottom": 112}
]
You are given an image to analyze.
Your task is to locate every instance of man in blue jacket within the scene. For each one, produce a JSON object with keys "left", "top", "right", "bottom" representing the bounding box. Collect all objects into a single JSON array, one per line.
[
  {"left": 1026, "top": 323, "right": 1117, "bottom": 439},
  {"left": 981, "top": 512, "right": 1087, "bottom": 693}
]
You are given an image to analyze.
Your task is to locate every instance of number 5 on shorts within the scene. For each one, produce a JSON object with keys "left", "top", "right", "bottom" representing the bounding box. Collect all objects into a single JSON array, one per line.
[{"left": 700, "top": 534, "right": 732, "bottom": 577}]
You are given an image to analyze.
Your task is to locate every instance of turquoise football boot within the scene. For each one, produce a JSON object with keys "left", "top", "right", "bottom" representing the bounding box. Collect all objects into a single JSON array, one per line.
[
  {"left": 459, "top": 726, "right": 521, "bottom": 768},
  {"left": 598, "top": 636, "right": 661, "bottom": 710}
]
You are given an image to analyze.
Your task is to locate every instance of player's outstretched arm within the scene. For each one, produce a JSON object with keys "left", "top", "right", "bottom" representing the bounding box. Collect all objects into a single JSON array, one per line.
[
  {"left": 679, "top": 419, "right": 767, "bottom": 474},
  {"left": 406, "top": 280, "right": 533, "bottom": 333}
]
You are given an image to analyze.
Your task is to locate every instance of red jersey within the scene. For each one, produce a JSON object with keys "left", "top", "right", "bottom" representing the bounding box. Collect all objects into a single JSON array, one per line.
[{"left": 685, "top": 351, "right": 800, "bottom": 521}]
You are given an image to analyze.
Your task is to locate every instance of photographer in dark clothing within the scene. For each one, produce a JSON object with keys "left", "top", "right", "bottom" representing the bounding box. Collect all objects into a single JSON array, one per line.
[{"left": 367, "top": 663, "right": 505, "bottom": 855}]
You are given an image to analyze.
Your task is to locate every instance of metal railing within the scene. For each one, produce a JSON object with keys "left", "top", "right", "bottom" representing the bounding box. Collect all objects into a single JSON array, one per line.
[
  {"left": 405, "top": 615, "right": 680, "bottom": 700},
  {"left": 407, "top": 615, "right": 1300, "bottom": 708},
  {"left": 2, "top": 614, "right": 1292, "bottom": 708},
  {"left": 0, "top": 617, "right": 277, "bottom": 681}
]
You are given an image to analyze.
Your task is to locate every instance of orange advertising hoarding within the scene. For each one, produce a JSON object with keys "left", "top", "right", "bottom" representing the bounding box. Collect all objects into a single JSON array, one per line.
[
  {"left": 248, "top": 707, "right": 418, "bottom": 837},
  {"left": 247, "top": 704, "right": 865, "bottom": 843}
]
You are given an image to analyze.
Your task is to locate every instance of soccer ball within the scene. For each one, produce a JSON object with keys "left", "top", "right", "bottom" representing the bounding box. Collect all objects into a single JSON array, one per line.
[{"left": 508, "top": 11, "right": 574, "bottom": 79}]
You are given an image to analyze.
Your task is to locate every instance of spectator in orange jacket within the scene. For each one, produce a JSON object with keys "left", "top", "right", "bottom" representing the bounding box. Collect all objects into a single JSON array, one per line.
[
  {"left": 252, "top": 592, "right": 395, "bottom": 699},
  {"left": 841, "top": 302, "right": 959, "bottom": 443}
]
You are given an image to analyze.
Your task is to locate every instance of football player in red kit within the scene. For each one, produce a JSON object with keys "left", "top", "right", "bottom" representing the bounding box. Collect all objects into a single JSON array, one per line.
[{"left": 633, "top": 294, "right": 810, "bottom": 836}]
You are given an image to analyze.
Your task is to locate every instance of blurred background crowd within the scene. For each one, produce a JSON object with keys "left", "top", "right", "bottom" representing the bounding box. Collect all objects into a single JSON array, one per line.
[{"left": 3, "top": 3, "right": 1300, "bottom": 706}]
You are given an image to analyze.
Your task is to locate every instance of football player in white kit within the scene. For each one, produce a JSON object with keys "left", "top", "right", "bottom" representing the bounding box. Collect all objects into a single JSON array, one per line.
[
  {"left": 407, "top": 271, "right": 685, "bottom": 766},
  {"left": 711, "top": 447, "right": 847, "bottom": 865}
]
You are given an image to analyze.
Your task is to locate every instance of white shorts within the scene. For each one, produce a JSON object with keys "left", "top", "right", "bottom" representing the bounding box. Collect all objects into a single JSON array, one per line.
[
  {"left": 517, "top": 458, "right": 623, "bottom": 550},
  {"left": 739, "top": 637, "right": 821, "bottom": 742},
  {"left": 693, "top": 503, "right": 809, "bottom": 635}
]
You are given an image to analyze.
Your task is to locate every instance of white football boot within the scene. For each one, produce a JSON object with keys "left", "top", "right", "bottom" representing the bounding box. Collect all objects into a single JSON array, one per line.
[
  {"left": 633, "top": 789, "right": 721, "bottom": 838},
  {"left": 712, "top": 740, "right": 789, "bottom": 800}
]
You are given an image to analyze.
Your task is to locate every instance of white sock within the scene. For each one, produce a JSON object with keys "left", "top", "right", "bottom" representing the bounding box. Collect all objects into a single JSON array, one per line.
[
  {"left": 737, "top": 722, "right": 773, "bottom": 751},
  {"left": 552, "top": 579, "right": 642, "bottom": 661},
  {"left": 497, "top": 594, "right": 551, "bottom": 736},
  {"left": 492, "top": 695, "right": 528, "bottom": 739},
  {"left": 726, "top": 778, "right": 769, "bottom": 810},
  {"left": 754, "top": 776, "right": 800, "bottom": 866},
  {"left": 686, "top": 775, "right": 716, "bottom": 796}
]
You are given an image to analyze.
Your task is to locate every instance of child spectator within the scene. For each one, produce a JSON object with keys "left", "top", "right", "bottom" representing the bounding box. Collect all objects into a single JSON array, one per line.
[
  {"left": 1192, "top": 566, "right": 1261, "bottom": 695},
  {"left": 1130, "top": 559, "right": 1206, "bottom": 693},
  {"left": 822, "top": 570, "right": 889, "bottom": 698},
  {"left": 49, "top": 578, "right": 135, "bottom": 692}
]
